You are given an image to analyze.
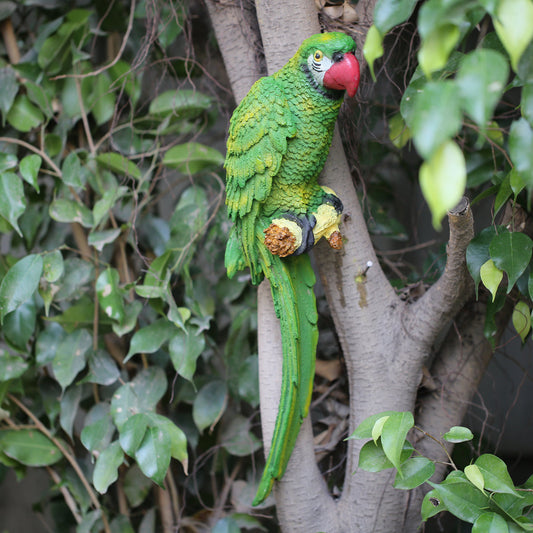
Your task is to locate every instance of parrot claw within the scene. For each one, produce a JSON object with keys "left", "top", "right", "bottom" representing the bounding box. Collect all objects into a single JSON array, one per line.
[{"left": 264, "top": 223, "right": 298, "bottom": 257}]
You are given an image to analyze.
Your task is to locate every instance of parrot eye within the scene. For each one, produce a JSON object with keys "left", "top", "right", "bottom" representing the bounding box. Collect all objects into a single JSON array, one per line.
[{"left": 313, "top": 50, "right": 323, "bottom": 61}]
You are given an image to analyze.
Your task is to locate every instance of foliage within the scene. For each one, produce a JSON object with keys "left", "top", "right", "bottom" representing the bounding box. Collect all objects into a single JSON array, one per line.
[
  {"left": 0, "top": 1, "right": 263, "bottom": 531},
  {"left": 350, "top": 411, "right": 533, "bottom": 532}
]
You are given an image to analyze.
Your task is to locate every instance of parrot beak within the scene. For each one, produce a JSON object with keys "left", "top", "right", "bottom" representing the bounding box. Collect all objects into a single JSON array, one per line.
[{"left": 323, "top": 53, "right": 360, "bottom": 97}]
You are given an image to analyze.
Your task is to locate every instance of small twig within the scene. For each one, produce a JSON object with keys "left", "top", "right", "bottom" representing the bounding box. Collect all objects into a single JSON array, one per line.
[
  {"left": 0, "top": 137, "right": 61, "bottom": 177},
  {"left": 414, "top": 426, "right": 457, "bottom": 471},
  {"left": 157, "top": 483, "right": 174, "bottom": 533},
  {"left": 7, "top": 394, "right": 111, "bottom": 533},
  {"left": 47, "top": 466, "right": 83, "bottom": 524},
  {"left": 0, "top": 18, "right": 20, "bottom": 64}
]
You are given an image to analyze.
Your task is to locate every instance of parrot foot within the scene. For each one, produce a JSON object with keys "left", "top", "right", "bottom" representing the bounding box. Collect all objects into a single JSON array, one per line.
[
  {"left": 327, "top": 230, "right": 343, "bottom": 249},
  {"left": 264, "top": 222, "right": 298, "bottom": 257}
]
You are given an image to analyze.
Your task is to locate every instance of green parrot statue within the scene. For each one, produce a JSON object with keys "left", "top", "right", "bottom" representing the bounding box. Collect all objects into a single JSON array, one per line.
[{"left": 224, "top": 32, "right": 360, "bottom": 506}]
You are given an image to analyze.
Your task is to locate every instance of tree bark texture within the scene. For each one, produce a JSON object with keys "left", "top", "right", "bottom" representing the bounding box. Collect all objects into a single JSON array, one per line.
[{"left": 206, "top": 1, "right": 498, "bottom": 531}]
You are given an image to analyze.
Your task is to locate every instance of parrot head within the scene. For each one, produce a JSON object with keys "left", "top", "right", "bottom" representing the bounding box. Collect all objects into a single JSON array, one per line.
[{"left": 298, "top": 32, "right": 360, "bottom": 98}]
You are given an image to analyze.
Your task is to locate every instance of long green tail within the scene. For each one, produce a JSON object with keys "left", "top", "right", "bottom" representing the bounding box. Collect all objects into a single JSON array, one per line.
[{"left": 253, "top": 245, "right": 318, "bottom": 506}]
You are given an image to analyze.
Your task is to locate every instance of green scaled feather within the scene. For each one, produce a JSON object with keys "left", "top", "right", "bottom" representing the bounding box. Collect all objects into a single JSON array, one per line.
[{"left": 252, "top": 250, "right": 318, "bottom": 506}]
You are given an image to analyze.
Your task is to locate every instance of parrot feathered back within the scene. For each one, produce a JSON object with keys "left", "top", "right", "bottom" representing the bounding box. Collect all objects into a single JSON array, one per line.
[{"left": 224, "top": 32, "right": 360, "bottom": 505}]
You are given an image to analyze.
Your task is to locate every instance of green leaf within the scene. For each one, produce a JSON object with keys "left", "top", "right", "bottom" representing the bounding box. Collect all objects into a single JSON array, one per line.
[
  {"left": 3, "top": 298, "right": 36, "bottom": 350},
  {"left": 0, "top": 429, "right": 62, "bottom": 466},
  {"left": 372, "top": 415, "right": 390, "bottom": 444},
  {"left": 0, "top": 253, "right": 43, "bottom": 322},
  {"left": 429, "top": 478, "right": 490, "bottom": 523},
  {"left": 363, "top": 25, "right": 384, "bottom": 80},
  {"left": 349, "top": 410, "right": 398, "bottom": 439},
  {"left": 19, "top": 154, "right": 41, "bottom": 192},
  {"left": 465, "top": 464, "right": 485, "bottom": 493},
  {"left": 96, "top": 268, "right": 125, "bottom": 322},
  {"left": 480, "top": 259, "right": 504, "bottom": 301},
  {"left": 153, "top": 415, "right": 188, "bottom": 469},
  {"left": 442, "top": 426, "right": 474, "bottom": 443},
  {"left": 523, "top": 83, "right": 533, "bottom": 127},
  {"left": 456, "top": 49, "right": 509, "bottom": 133},
  {"left": 91, "top": 73, "right": 116, "bottom": 125},
  {"left": 493, "top": 0, "right": 533, "bottom": 71},
  {"left": 512, "top": 301, "right": 531, "bottom": 342},
  {"left": 394, "top": 457, "right": 435, "bottom": 489},
  {"left": 418, "top": 24, "right": 461, "bottom": 78},
  {"left": 421, "top": 488, "right": 447, "bottom": 521},
  {"left": 489, "top": 231, "right": 533, "bottom": 292},
  {"left": 0, "top": 171, "right": 26, "bottom": 236},
  {"left": 149, "top": 89, "right": 212, "bottom": 120},
  {"left": 388, "top": 113, "right": 411, "bottom": 149},
  {"left": 220, "top": 414, "right": 261, "bottom": 457},
  {"left": 168, "top": 327, "right": 205, "bottom": 382},
  {"left": 61, "top": 152, "right": 84, "bottom": 189},
  {"left": 52, "top": 329, "right": 92, "bottom": 390},
  {"left": 475, "top": 454, "right": 521, "bottom": 496},
  {"left": 85, "top": 349, "right": 120, "bottom": 386},
  {"left": 88, "top": 228, "right": 121, "bottom": 252},
  {"left": 0, "top": 153, "right": 17, "bottom": 173},
  {"left": 119, "top": 413, "right": 151, "bottom": 456},
  {"left": 81, "top": 409, "right": 114, "bottom": 454},
  {"left": 123, "top": 466, "right": 152, "bottom": 508},
  {"left": 49, "top": 198, "right": 93, "bottom": 228},
  {"left": 125, "top": 318, "right": 177, "bottom": 361},
  {"left": 419, "top": 140, "right": 466, "bottom": 229},
  {"left": 110, "top": 367, "right": 167, "bottom": 428},
  {"left": 134, "top": 425, "right": 171, "bottom": 487},
  {"left": 409, "top": 80, "right": 462, "bottom": 159},
  {"left": 0, "top": 67, "right": 18, "bottom": 123},
  {"left": 60, "top": 385, "right": 82, "bottom": 439},
  {"left": 358, "top": 439, "right": 414, "bottom": 472},
  {"left": 509, "top": 118, "right": 533, "bottom": 180},
  {"left": 0, "top": 350, "right": 28, "bottom": 381},
  {"left": 42, "top": 250, "right": 64, "bottom": 283},
  {"left": 96, "top": 153, "right": 141, "bottom": 180},
  {"left": 373, "top": 0, "right": 418, "bottom": 33},
  {"left": 6, "top": 95, "right": 44, "bottom": 132},
  {"left": 162, "top": 142, "right": 224, "bottom": 174},
  {"left": 380, "top": 411, "right": 414, "bottom": 471},
  {"left": 466, "top": 226, "right": 499, "bottom": 297},
  {"left": 193, "top": 380, "right": 227, "bottom": 433},
  {"left": 93, "top": 441, "right": 124, "bottom": 494},
  {"left": 472, "top": 512, "right": 509, "bottom": 533}
]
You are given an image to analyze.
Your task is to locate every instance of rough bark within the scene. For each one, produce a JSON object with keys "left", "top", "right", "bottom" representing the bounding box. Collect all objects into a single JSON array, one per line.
[{"left": 206, "top": 1, "right": 500, "bottom": 532}]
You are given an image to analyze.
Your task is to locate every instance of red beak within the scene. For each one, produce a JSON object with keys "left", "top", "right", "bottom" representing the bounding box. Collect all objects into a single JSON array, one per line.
[{"left": 323, "top": 53, "right": 360, "bottom": 97}]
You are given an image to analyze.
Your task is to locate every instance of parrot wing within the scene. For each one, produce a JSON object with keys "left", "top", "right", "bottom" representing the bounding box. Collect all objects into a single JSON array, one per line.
[{"left": 224, "top": 76, "right": 297, "bottom": 283}]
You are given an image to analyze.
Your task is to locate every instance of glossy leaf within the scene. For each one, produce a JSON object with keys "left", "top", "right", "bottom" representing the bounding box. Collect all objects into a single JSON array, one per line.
[
  {"left": 85, "top": 349, "right": 120, "bottom": 386},
  {"left": 394, "top": 457, "right": 435, "bottom": 489},
  {"left": 0, "top": 350, "right": 28, "bottom": 381},
  {"left": 19, "top": 154, "right": 41, "bottom": 192},
  {"left": 373, "top": 0, "right": 418, "bottom": 33},
  {"left": 349, "top": 410, "right": 398, "bottom": 439},
  {"left": 6, "top": 95, "right": 44, "bottom": 132},
  {"left": 418, "top": 24, "right": 460, "bottom": 77},
  {"left": 88, "top": 228, "right": 121, "bottom": 251},
  {"left": 96, "top": 153, "right": 141, "bottom": 180},
  {"left": 81, "top": 411, "right": 114, "bottom": 454},
  {"left": 149, "top": 89, "right": 212, "bottom": 120},
  {"left": 42, "top": 250, "right": 64, "bottom": 283},
  {"left": 472, "top": 512, "right": 509, "bottom": 533},
  {"left": 119, "top": 413, "right": 151, "bottom": 456},
  {"left": 0, "top": 429, "right": 62, "bottom": 466},
  {"left": 49, "top": 198, "right": 93, "bottom": 228},
  {"left": 96, "top": 268, "right": 125, "bottom": 322},
  {"left": 162, "top": 142, "right": 224, "bottom": 174},
  {"left": 52, "top": 328, "right": 92, "bottom": 390},
  {"left": 421, "top": 488, "right": 447, "bottom": 521},
  {"left": 509, "top": 118, "right": 533, "bottom": 180},
  {"left": 3, "top": 298, "right": 36, "bottom": 350},
  {"left": 456, "top": 49, "right": 509, "bottom": 132},
  {"left": 466, "top": 226, "right": 499, "bottom": 297},
  {"left": 0, "top": 253, "right": 43, "bottom": 322},
  {"left": 193, "top": 380, "right": 227, "bottom": 433},
  {"left": 168, "top": 327, "right": 205, "bottom": 382},
  {"left": 512, "top": 301, "right": 531, "bottom": 343},
  {"left": 363, "top": 25, "right": 384, "bottom": 80},
  {"left": 475, "top": 454, "right": 521, "bottom": 496},
  {"left": 409, "top": 80, "right": 462, "bottom": 159},
  {"left": 480, "top": 259, "right": 503, "bottom": 301},
  {"left": 59, "top": 385, "right": 82, "bottom": 438},
  {"left": 442, "top": 426, "right": 474, "bottom": 443},
  {"left": 358, "top": 439, "right": 414, "bottom": 472},
  {"left": 380, "top": 411, "right": 414, "bottom": 471},
  {"left": 465, "top": 464, "right": 485, "bottom": 493},
  {"left": 372, "top": 415, "right": 389, "bottom": 444},
  {"left": 220, "top": 415, "right": 261, "bottom": 457},
  {"left": 419, "top": 140, "right": 466, "bottom": 229},
  {"left": 0, "top": 67, "right": 18, "bottom": 122},
  {"left": 134, "top": 425, "right": 171, "bottom": 487},
  {"left": 93, "top": 441, "right": 124, "bottom": 494},
  {"left": 123, "top": 466, "right": 152, "bottom": 508},
  {"left": 493, "top": 0, "right": 533, "bottom": 71},
  {"left": 0, "top": 171, "right": 26, "bottom": 236},
  {"left": 125, "top": 318, "right": 177, "bottom": 361},
  {"left": 489, "top": 231, "right": 533, "bottom": 292}
]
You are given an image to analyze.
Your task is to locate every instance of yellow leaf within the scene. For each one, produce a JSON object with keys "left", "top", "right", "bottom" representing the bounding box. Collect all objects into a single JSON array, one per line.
[{"left": 480, "top": 259, "right": 503, "bottom": 302}]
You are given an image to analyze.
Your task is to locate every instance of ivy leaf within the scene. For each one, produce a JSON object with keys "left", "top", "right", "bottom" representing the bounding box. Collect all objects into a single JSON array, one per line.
[
  {"left": 0, "top": 253, "right": 43, "bottom": 323},
  {"left": 456, "top": 49, "right": 509, "bottom": 133},
  {"left": 512, "top": 301, "right": 531, "bottom": 343},
  {"left": 19, "top": 154, "right": 41, "bottom": 192},
  {"left": 0, "top": 429, "right": 62, "bottom": 466},
  {"left": 489, "top": 231, "right": 533, "bottom": 292},
  {"left": 419, "top": 140, "right": 466, "bottom": 229},
  {"left": 0, "top": 172, "right": 26, "bottom": 236},
  {"left": 409, "top": 80, "right": 462, "bottom": 159},
  {"left": 93, "top": 441, "right": 124, "bottom": 494},
  {"left": 493, "top": 0, "right": 533, "bottom": 71},
  {"left": 480, "top": 259, "right": 504, "bottom": 301}
]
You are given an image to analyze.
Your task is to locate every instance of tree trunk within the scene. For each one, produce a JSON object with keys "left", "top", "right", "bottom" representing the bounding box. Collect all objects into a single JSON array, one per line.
[{"left": 206, "top": 1, "right": 498, "bottom": 531}]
